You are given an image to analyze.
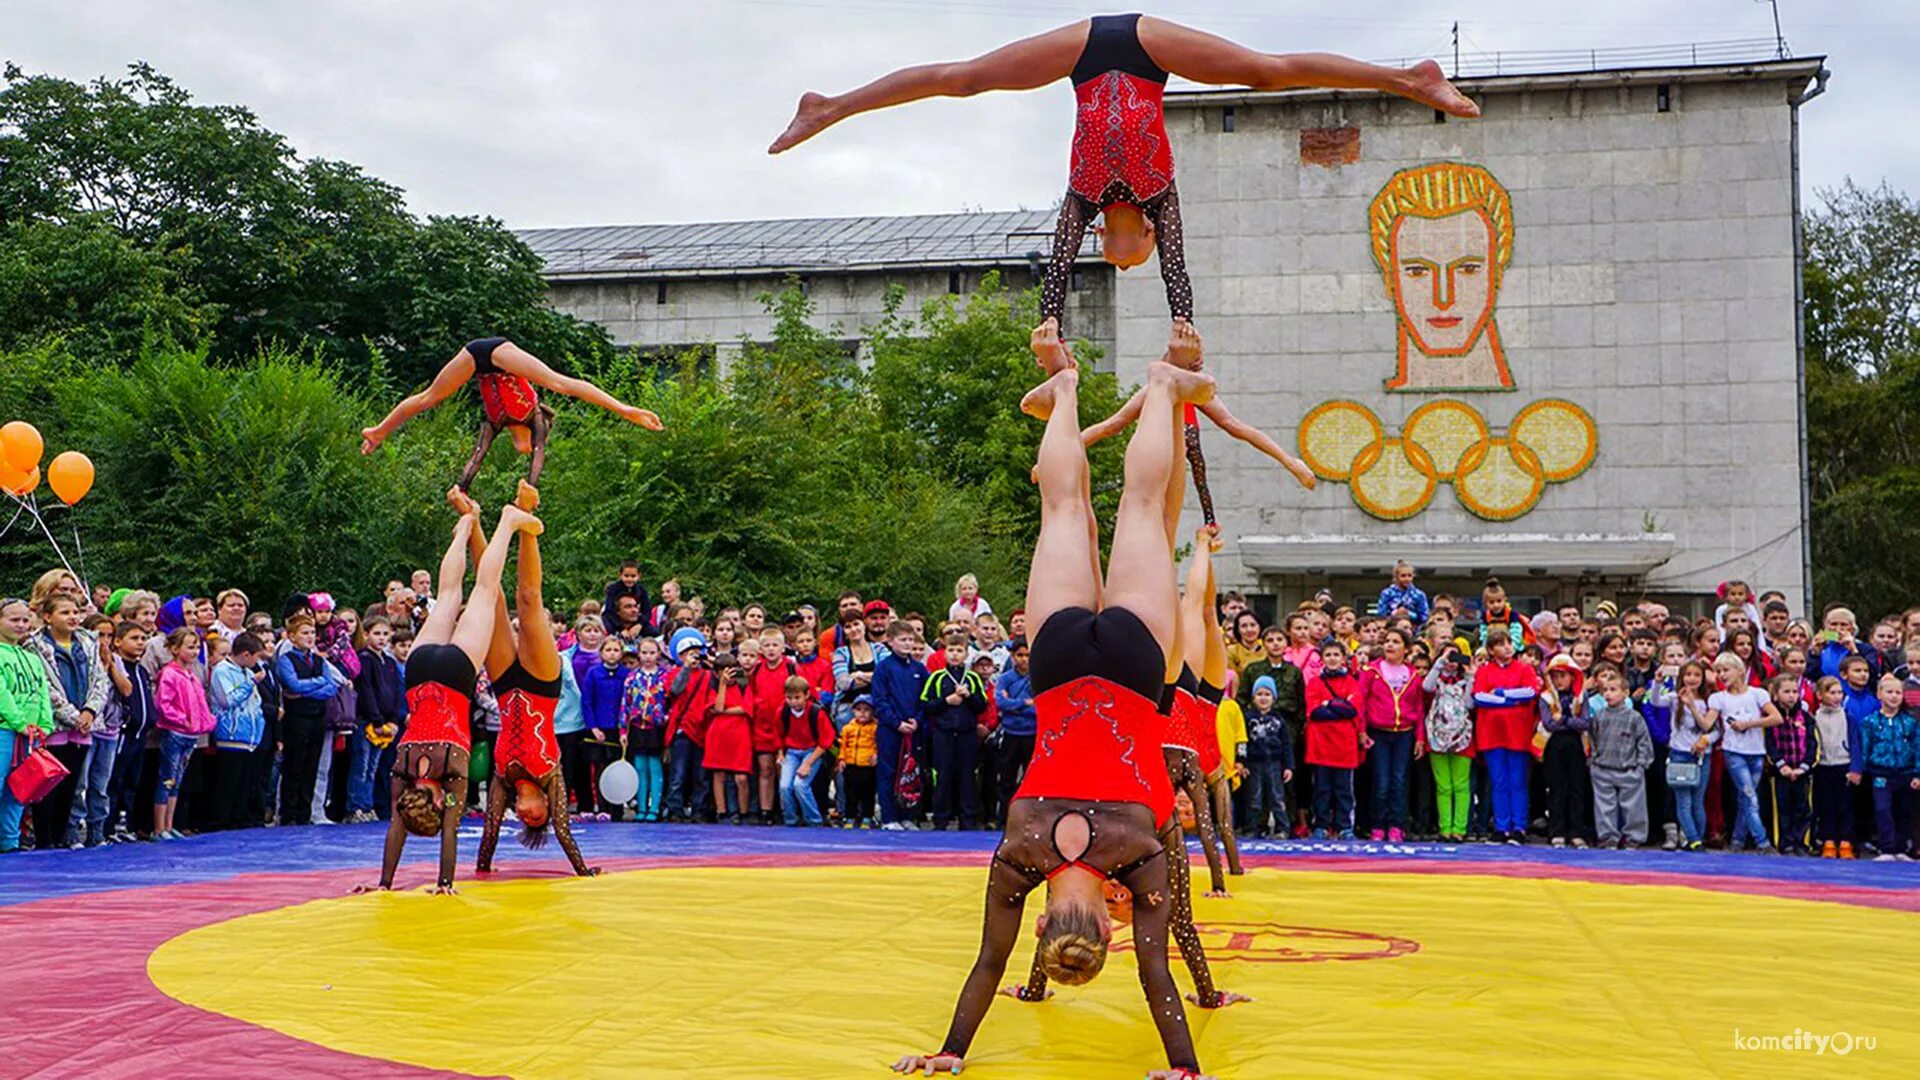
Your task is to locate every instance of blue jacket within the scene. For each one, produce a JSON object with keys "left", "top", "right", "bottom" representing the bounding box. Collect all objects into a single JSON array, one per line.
[
  {"left": 581, "top": 661, "right": 627, "bottom": 735},
  {"left": 209, "top": 659, "right": 265, "bottom": 750},
  {"left": 1857, "top": 708, "right": 1917, "bottom": 775},
  {"left": 355, "top": 648, "right": 404, "bottom": 728},
  {"left": 275, "top": 645, "right": 338, "bottom": 718},
  {"left": 1375, "top": 582, "right": 1430, "bottom": 623},
  {"left": 994, "top": 669, "right": 1036, "bottom": 737},
  {"left": 872, "top": 651, "right": 927, "bottom": 735},
  {"left": 555, "top": 645, "right": 586, "bottom": 735},
  {"left": 1245, "top": 706, "right": 1293, "bottom": 768},
  {"left": 920, "top": 664, "right": 988, "bottom": 733}
]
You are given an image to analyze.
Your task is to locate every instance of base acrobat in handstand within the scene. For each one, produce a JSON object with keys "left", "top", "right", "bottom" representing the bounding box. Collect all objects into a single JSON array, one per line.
[
  {"left": 892, "top": 338, "right": 1218, "bottom": 1079},
  {"left": 357, "top": 495, "right": 542, "bottom": 894},
  {"left": 361, "top": 338, "right": 663, "bottom": 494},
  {"left": 463, "top": 482, "right": 599, "bottom": 878}
]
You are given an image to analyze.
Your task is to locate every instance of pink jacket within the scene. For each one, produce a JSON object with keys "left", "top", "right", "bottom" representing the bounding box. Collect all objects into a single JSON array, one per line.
[
  {"left": 1357, "top": 662, "right": 1427, "bottom": 743},
  {"left": 155, "top": 663, "right": 216, "bottom": 736}
]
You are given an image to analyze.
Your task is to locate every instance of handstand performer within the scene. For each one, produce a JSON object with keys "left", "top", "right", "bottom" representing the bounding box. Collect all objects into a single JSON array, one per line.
[
  {"left": 467, "top": 483, "right": 599, "bottom": 878},
  {"left": 357, "top": 496, "right": 541, "bottom": 894},
  {"left": 361, "top": 338, "right": 662, "bottom": 493},
  {"left": 892, "top": 327, "right": 1219, "bottom": 1079}
]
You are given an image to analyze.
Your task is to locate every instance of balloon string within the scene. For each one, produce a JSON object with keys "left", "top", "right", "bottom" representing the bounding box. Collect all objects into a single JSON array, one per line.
[
  {"left": 26, "top": 495, "right": 82, "bottom": 591},
  {"left": 0, "top": 494, "right": 25, "bottom": 542},
  {"left": 70, "top": 520, "right": 90, "bottom": 597}
]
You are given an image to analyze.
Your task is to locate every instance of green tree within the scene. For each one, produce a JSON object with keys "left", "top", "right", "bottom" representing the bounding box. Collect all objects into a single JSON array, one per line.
[{"left": 1804, "top": 180, "right": 1920, "bottom": 614}]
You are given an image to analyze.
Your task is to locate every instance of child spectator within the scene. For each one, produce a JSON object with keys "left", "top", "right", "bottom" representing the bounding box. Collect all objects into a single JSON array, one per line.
[
  {"left": 274, "top": 613, "right": 339, "bottom": 826},
  {"left": 920, "top": 631, "right": 988, "bottom": 831},
  {"left": 872, "top": 620, "right": 927, "bottom": 830},
  {"left": 208, "top": 633, "right": 266, "bottom": 831},
  {"left": 1765, "top": 673, "right": 1817, "bottom": 854},
  {"left": 1810, "top": 676, "right": 1855, "bottom": 858},
  {"left": 1473, "top": 624, "right": 1541, "bottom": 844},
  {"left": 580, "top": 636, "right": 630, "bottom": 819},
  {"left": 153, "top": 628, "right": 215, "bottom": 841},
  {"left": 1478, "top": 579, "right": 1537, "bottom": 651},
  {"left": 29, "top": 592, "right": 108, "bottom": 849},
  {"left": 602, "top": 560, "right": 653, "bottom": 639},
  {"left": 791, "top": 627, "right": 835, "bottom": 711},
  {"left": 1854, "top": 673, "right": 1919, "bottom": 860},
  {"left": 1304, "top": 641, "right": 1365, "bottom": 840},
  {"left": 1357, "top": 627, "right": 1424, "bottom": 842},
  {"left": 1242, "top": 674, "right": 1294, "bottom": 838},
  {"left": 350, "top": 616, "right": 403, "bottom": 825},
  {"left": 67, "top": 614, "right": 122, "bottom": 848},
  {"left": 1588, "top": 670, "right": 1655, "bottom": 848},
  {"left": 0, "top": 597, "right": 56, "bottom": 853},
  {"left": 1540, "top": 654, "right": 1592, "bottom": 848},
  {"left": 1422, "top": 641, "right": 1475, "bottom": 843},
  {"left": 1281, "top": 612, "right": 1325, "bottom": 681},
  {"left": 663, "top": 629, "right": 714, "bottom": 822},
  {"left": 749, "top": 628, "right": 800, "bottom": 824},
  {"left": 991, "top": 639, "right": 1036, "bottom": 825},
  {"left": 1713, "top": 580, "right": 1763, "bottom": 639},
  {"left": 948, "top": 573, "right": 993, "bottom": 624},
  {"left": 837, "top": 695, "right": 880, "bottom": 827},
  {"left": 1708, "top": 653, "right": 1784, "bottom": 854},
  {"left": 104, "top": 620, "right": 156, "bottom": 841},
  {"left": 778, "top": 675, "right": 837, "bottom": 826},
  {"left": 703, "top": 651, "right": 754, "bottom": 824},
  {"left": 622, "top": 637, "right": 670, "bottom": 822}
]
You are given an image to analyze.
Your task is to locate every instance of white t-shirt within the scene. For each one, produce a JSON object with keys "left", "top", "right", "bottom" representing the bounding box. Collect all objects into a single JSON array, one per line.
[
  {"left": 1709, "top": 686, "right": 1771, "bottom": 755},
  {"left": 948, "top": 596, "right": 993, "bottom": 624}
]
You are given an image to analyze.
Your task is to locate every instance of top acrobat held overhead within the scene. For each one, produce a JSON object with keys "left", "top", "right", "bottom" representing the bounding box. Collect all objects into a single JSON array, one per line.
[
  {"left": 770, "top": 13, "right": 1477, "bottom": 351},
  {"left": 361, "top": 337, "right": 663, "bottom": 498}
]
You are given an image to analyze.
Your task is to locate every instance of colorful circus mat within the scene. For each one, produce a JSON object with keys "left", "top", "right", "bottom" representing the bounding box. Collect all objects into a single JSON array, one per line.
[{"left": 3, "top": 825, "right": 1916, "bottom": 1078}]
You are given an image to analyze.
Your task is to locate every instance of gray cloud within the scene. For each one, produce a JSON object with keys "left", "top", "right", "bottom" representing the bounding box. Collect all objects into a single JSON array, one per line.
[{"left": 5, "top": 0, "right": 1914, "bottom": 227}]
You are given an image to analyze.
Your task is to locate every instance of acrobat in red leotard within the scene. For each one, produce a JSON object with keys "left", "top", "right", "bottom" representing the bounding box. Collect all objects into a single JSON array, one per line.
[
  {"left": 1014, "top": 675, "right": 1174, "bottom": 828},
  {"left": 468, "top": 336, "right": 539, "bottom": 427},
  {"left": 400, "top": 643, "right": 476, "bottom": 752},
  {"left": 492, "top": 663, "right": 562, "bottom": 779}
]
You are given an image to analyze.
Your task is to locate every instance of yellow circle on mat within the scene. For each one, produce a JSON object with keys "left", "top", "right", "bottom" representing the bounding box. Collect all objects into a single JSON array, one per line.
[{"left": 150, "top": 866, "right": 1920, "bottom": 1079}]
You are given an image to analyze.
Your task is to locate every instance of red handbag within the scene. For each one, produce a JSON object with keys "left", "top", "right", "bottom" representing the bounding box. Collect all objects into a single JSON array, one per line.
[{"left": 7, "top": 733, "right": 70, "bottom": 805}]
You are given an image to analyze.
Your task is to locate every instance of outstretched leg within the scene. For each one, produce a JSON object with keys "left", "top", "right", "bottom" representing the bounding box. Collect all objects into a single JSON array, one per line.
[
  {"left": 416, "top": 510, "right": 478, "bottom": 648},
  {"left": 1137, "top": 17, "right": 1479, "bottom": 117},
  {"left": 1104, "top": 360, "right": 1214, "bottom": 660},
  {"left": 1020, "top": 346, "right": 1101, "bottom": 639},
  {"left": 363, "top": 349, "right": 475, "bottom": 454},
  {"left": 449, "top": 506, "right": 543, "bottom": 673},
  {"left": 770, "top": 22, "right": 1087, "bottom": 153},
  {"left": 1198, "top": 398, "right": 1317, "bottom": 489},
  {"left": 492, "top": 342, "right": 661, "bottom": 429}
]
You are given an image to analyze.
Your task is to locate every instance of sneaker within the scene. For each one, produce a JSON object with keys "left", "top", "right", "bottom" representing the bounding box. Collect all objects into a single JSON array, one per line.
[
  {"left": 312, "top": 816, "right": 336, "bottom": 827},
  {"left": 1336, "top": 830, "right": 1356, "bottom": 841},
  {"left": 1571, "top": 838, "right": 1588, "bottom": 849},
  {"left": 1874, "top": 853, "right": 1899, "bottom": 862},
  {"left": 1662, "top": 823, "right": 1679, "bottom": 850},
  {"left": 881, "top": 821, "right": 908, "bottom": 831},
  {"left": 1684, "top": 840, "right": 1704, "bottom": 851},
  {"left": 1551, "top": 837, "right": 1566, "bottom": 849},
  {"left": 1387, "top": 828, "right": 1405, "bottom": 843},
  {"left": 64, "top": 838, "right": 84, "bottom": 851},
  {"left": 726, "top": 813, "right": 743, "bottom": 826},
  {"left": 1368, "top": 829, "right": 1386, "bottom": 841},
  {"left": 1508, "top": 833, "right": 1527, "bottom": 846},
  {"left": 1839, "top": 842, "right": 1856, "bottom": 860}
]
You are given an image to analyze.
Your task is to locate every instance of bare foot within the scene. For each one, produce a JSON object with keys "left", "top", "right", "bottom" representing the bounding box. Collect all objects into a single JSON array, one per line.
[
  {"left": 360, "top": 426, "right": 388, "bottom": 455},
  {"left": 1020, "top": 366, "right": 1079, "bottom": 421},
  {"left": 1146, "top": 361, "right": 1215, "bottom": 408},
  {"left": 514, "top": 479, "right": 540, "bottom": 512},
  {"left": 1030, "top": 318, "right": 1076, "bottom": 374},
  {"left": 498, "top": 504, "right": 545, "bottom": 536},
  {"left": 769, "top": 91, "right": 837, "bottom": 154},
  {"left": 447, "top": 486, "right": 480, "bottom": 517},
  {"left": 1166, "top": 319, "right": 1203, "bottom": 371},
  {"left": 621, "top": 404, "right": 664, "bottom": 430},
  {"left": 1403, "top": 59, "right": 1479, "bottom": 118},
  {"left": 1280, "top": 451, "right": 1319, "bottom": 490}
]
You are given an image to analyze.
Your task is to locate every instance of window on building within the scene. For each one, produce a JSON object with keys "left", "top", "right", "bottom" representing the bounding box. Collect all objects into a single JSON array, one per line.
[
  {"left": 1222, "top": 106, "right": 1236, "bottom": 133},
  {"left": 1071, "top": 268, "right": 1084, "bottom": 292},
  {"left": 655, "top": 281, "right": 668, "bottom": 305},
  {"left": 1656, "top": 83, "right": 1672, "bottom": 113},
  {"left": 948, "top": 270, "right": 962, "bottom": 295},
  {"left": 1433, "top": 108, "right": 1447, "bottom": 124},
  {"left": 629, "top": 343, "right": 714, "bottom": 381}
]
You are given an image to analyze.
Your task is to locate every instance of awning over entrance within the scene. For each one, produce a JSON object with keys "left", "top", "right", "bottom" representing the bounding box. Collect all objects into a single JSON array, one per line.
[{"left": 1238, "top": 533, "right": 1678, "bottom": 577}]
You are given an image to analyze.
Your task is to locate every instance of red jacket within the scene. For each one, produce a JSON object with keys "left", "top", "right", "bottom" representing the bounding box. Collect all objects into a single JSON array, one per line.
[
  {"left": 781, "top": 703, "right": 837, "bottom": 752},
  {"left": 1472, "top": 658, "right": 1542, "bottom": 753},
  {"left": 1304, "top": 669, "right": 1366, "bottom": 769},
  {"left": 748, "top": 658, "right": 799, "bottom": 752},
  {"left": 1357, "top": 662, "right": 1427, "bottom": 744},
  {"left": 794, "top": 653, "right": 835, "bottom": 705},
  {"left": 667, "top": 667, "right": 716, "bottom": 746}
]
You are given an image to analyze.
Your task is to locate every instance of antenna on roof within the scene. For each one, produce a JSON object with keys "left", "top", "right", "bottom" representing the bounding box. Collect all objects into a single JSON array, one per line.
[
  {"left": 1758, "top": 0, "right": 1788, "bottom": 58},
  {"left": 1451, "top": 21, "right": 1460, "bottom": 77}
]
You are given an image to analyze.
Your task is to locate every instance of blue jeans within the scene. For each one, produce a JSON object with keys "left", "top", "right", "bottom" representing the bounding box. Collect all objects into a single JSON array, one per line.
[
  {"left": 1670, "top": 750, "right": 1707, "bottom": 843},
  {"left": 1244, "top": 758, "right": 1287, "bottom": 835},
  {"left": 0, "top": 729, "right": 26, "bottom": 852},
  {"left": 631, "top": 752, "right": 664, "bottom": 820},
  {"left": 70, "top": 735, "right": 121, "bottom": 843},
  {"left": 780, "top": 749, "right": 824, "bottom": 825},
  {"left": 1312, "top": 765, "right": 1355, "bottom": 835},
  {"left": 664, "top": 734, "right": 701, "bottom": 818},
  {"left": 1484, "top": 748, "right": 1531, "bottom": 834},
  {"left": 1368, "top": 729, "right": 1415, "bottom": 831},
  {"left": 875, "top": 725, "right": 904, "bottom": 824},
  {"left": 158, "top": 732, "right": 198, "bottom": 801},
  {"left": 348, "top": 728, "right": 384, "bottom": 813},
  {"left": 1724, "top": 751, "right": 1771, "bottom": 849}
]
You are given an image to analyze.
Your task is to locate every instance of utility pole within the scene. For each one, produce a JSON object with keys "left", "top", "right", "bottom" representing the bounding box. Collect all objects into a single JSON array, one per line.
[{"left": 1452, "top": 21, "right": 1460, "bottom": 77}]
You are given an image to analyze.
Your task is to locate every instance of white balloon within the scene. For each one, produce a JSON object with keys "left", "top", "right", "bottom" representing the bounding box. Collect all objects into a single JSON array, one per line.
[{"left": 598, "top": 760, "right": 640, "bottom": 805}]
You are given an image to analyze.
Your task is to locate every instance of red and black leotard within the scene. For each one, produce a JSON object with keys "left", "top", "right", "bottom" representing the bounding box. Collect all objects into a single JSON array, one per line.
[
  {"left": 399, "top": 643, "right": 476, "bottom": 752},
  {"left": 468, "top": 337, "right": 539, "bottom": 427},
  {"left": 1015, "top": 676, "right": 1174, "bottom": 828},
  {"left": 492, "top": 661, "right": 563, "bottom": 780},
  {"left": 1041, "top": 13, "right": 1192, "bottom": 330}
]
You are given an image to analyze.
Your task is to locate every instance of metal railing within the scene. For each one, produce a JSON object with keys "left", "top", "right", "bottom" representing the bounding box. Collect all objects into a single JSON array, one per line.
[{"left": 1382, "top": 38, "right": 1793, "bottom": 80}]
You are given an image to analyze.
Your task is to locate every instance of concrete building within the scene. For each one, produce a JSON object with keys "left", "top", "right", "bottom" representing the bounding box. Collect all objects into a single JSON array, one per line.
[{"left": 525, "top": 50, "right": 1828, "bottom": 621}]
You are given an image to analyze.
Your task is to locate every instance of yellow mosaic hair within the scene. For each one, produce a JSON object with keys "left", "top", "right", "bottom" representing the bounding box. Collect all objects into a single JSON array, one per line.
[{"left": 1368, "top": 162, "right": 1515, "bottom": 285}]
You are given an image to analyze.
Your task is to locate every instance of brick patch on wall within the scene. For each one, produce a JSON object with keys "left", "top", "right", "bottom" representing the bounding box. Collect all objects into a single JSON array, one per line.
[{"left": 1300, "top": 126, "right": 1361, "bottom": 167}]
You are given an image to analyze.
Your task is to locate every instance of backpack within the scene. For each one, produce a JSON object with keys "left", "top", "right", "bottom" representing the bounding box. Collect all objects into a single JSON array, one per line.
[{"left": 894, "top": 737, "right": 923, "bottom": 814}]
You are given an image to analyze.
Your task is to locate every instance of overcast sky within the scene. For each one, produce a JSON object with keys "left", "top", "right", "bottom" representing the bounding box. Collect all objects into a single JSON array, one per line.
[{"left": 5, "top": 0, "right": 1914, "bottom": 228}]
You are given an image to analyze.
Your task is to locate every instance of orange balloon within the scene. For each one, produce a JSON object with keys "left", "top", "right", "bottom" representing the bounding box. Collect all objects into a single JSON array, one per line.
[
  {"left": 48, "top": 451, "right": 94, "bottom": 506},
  {"left": 0, "top": 458, "right": 27, "bottom": 496},
  {"left": 2, "top": 464, "right": 40, "bottom": 497},
  {"left": 1, "top": 421, "right": 43, "bottom": 473}
]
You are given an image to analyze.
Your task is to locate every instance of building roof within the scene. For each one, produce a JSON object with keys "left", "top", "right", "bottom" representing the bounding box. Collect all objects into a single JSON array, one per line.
[
  {"left": 1166, "top": 52, "right": 1826, "bottom": 109},
  {"left": 519, "top": 208, "right": 1092, "bottom": 281}
]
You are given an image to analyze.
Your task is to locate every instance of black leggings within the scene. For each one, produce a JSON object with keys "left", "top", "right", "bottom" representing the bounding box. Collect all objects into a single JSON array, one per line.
[{"left": 1030, "top": 606, "right": 1165, "bottom": 705}]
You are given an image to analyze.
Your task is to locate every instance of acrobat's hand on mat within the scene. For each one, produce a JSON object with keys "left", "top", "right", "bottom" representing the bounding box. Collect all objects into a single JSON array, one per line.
[
  {"left": 1187, "top": 989, "right": 1253, "bottom": 1009},
  {"left": 433, "top": 884, "right": 459, "bottom": 896},
  {"left": 891, "top": 1052, "right": 963, "bottom": 1074},
  {"left": 580, "top": 866, "right": 603, "bottom": 877},
  {"left": 1147, "top": 1070, "right": 1216, "bottom": 1080},
  {"left": 349, "top": 883, "right": 391, "bottom": 894},
  {"left": 1203, "top": 888, "right": 1232, "bottom": 899},
  {"left": 999, "top": 984, "right": 1053, "bottom": 1002}
]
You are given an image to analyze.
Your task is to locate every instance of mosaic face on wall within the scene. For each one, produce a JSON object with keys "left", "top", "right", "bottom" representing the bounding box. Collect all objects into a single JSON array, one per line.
[
  {"left": 1298, "top": 161, "right": 1599, "bottom": 522},
  {"left": 1368, "top": 162, "right": 1515, "bottom": 393}
]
